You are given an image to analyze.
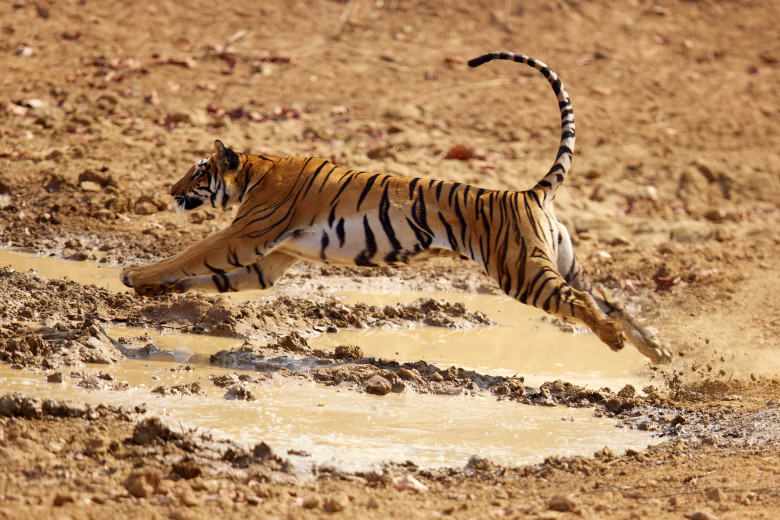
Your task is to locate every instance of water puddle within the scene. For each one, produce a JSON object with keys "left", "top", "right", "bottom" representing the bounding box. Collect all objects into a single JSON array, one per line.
[
  {"left": 0, "top": 248, "right": 661, "bottom": 470},
  {"left": 322, "top": 291, "right": 654, "bottom": 390},
  {"left": 0, "top": 361, "right": 656, "bottom": 471},
  {"left": 0, "top": 248, "right": 124, "bottom": 292}
]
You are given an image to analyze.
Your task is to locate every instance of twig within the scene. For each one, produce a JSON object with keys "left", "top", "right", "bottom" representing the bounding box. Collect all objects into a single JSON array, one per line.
[{"left": 334, "top": 0, "right": 358, "bottom": 36}]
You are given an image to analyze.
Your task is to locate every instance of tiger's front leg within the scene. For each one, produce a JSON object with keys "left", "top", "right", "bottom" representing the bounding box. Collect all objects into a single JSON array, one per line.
[
  {"left": 121, "top": 227, "right": 271, "bottom": 296},
  {"left": 171, "top": 252, "right": 299, "bottom": 294}
]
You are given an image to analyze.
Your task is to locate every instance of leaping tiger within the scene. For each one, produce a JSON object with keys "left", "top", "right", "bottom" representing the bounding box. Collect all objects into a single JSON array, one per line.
[{"left": 121, "top": 51, "right": 673, "bottom": 364}]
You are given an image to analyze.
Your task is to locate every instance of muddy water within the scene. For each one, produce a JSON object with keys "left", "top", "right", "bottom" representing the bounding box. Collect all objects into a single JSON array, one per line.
[
  {"left": 326, "top": 291, "right": 654, "bottom": 390},
  {"left": 0, "top": 248, "right": 125, "bottom": 292},
  {"left": 0, "top": 359, "right": 655, "bottom": 471},
  {"left": 0, "top": 249, "right": 660, "bottom": 469}
]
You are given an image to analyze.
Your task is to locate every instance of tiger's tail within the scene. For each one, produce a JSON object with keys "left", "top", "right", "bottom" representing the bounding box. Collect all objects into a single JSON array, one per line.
[{"left": 468, "top": 52, "right": 575, "bottom": 201}]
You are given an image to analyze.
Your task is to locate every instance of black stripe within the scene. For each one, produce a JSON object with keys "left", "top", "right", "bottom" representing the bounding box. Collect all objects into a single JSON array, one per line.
[
  {"left": 408, "top": 177, "right": 420, "bottom": 199},
  {"left": 301, "top": 160, "right": 328, "bottom": 198},
  {"left": 318, "top": 164, "right": 339, "bottom": 192},
  {"left": 411, "top": 185, "right": 432, "bottom": 235},
  {"left": 227, "top": 248, "right": 241, "bottom": 268},
  {"left": 435, "top": 181, "right": 444, "bottom": 201},
  {"left": 320, "top": 231, "right": 329, "bottom": 261},
  {"left": 212, "top": 272, "right": 234, "bottom": 292},
  {"left": 204, "top": 261, "right": 225, "bottom": 274},
  {"left": 336, "top": 218, "right": 346, "bottom": 247},
  {"left": 453, "top": 198, "right": 468, "bottom": 245},
  {"left": 448, "top": 182, "right": 461, "bottom": 205},
  {"left": 438, "top": 212, "right": 458, "bottom": 251},
  {"left": 405, "top": 217, "right": 432, "bottom": 249},
  {"left": 379, "top": 185, "right": 402, "bottom": 251},
  {"left": 250, "top": 263, "right": 268, "bottom": 288},
  {"left": 354, "top": 216, "right": 377, "bottom": 266},
  {"left": 357, "top": 173, "right": 380, "bottom": 210},
  {"left": 330, "top": 170, "right": 358, "bottom": 204}
]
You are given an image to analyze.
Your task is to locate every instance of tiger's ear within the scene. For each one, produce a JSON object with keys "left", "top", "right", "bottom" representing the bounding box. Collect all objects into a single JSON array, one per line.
[{"left": 214, "top": 140, "right": 239, "bottom": 172}]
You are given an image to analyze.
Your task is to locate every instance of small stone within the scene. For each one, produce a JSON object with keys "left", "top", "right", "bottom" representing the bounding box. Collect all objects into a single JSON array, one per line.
[
  {"left": 253, "top": 441, "right": 274, "bottom": 459},
  {"left": 179, "top": 488, "right": 201, "bottom": 507},
  {"left": 47, "top": 372, "right": 64, "bottom": 383},
  {"left": 334, "top": 344, "right": 363, "bottom": 360},
  {"left": 124, "top": 469, "right": 161, "bottom": 498},
  {"left": 224, "top": 384, "right": 255, "bottom": 401},
  {"left": 704, "top": 487, "right": 725, "bottom": 503},
  {"left": 688, "top": 511, "right": 719, "bottom": 520},
  {"left": 134, "top": 201, "right": 158, "bottom": 215},
  {"left": 53, "top": 493, "right": 75, "bottom": 506},
  {"left": 392, "top": 474, "right": 429, "bottom": 494},
  {"left": 365, "top": 375, "right": 392, "bottom": 395},
  {"left": 302, "top": 495, "right": 320, "bottom": 509},
  {"left": 466, "top": 454, "right": 495, "bottom": 471},
  {"left": 79, "top": 180, "right": 102, "bottom": 192},
  {"left": 323, "top": 493, "right": 349, "bottom": 512},
  {"left": 549, "top": 494, "right": 579, "bottom": 513}
]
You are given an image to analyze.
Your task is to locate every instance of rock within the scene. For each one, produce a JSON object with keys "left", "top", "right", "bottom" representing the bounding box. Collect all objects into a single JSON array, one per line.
[
  {"left": 224, "top": 384, "right": 255, "bottom": 401},
  {"left": 53, "top": 493, "right": 75, "bottom": 506},
  {"left": 617, "top": 384, "right": 636, "bottom": 398},
  {"left": 365, "top": 375, "right": 392, "bottom": 395},
  {"left": 132, "top": 417, "right": 181, "bottom": 445},
  {"left": 549, "top": 494, "right": 580, "bottom": 513},
  {"left": 172, "top": 459, "right": 203, "bottom": 480},
  {"left": 323, "top": 493, "right": 349, "bottom": 512},
  {"left": 334, "top": 344, "right": 363, "bottom": 360},
  {"left": 705, "top": 487, "right": 725, "bottom": 502},
  {"left": 302, "top": 495, "right": 320, "bottom": 509},
  {"left": 466, "top": 454, "right": 495, "bottom": 471},
  {"left": 133, "top": 201, "right": 158, "bottom": 215},
  {"left": 79, "top": 180, "right": 102, "bottom": 192},
  {"left": 688, "top": 511, "right": 719, "bottom": 520},
  {"left": 124, "top": 468, "right": 161, "bottom": 498},
  {"left": 253, "top": 441, "right": 274, "bottom": 459},
  {"left": 392, "top": 474, "right": 429, "bottom": 493},
  {"left": 0, "top": 392, "right": 43, "bottom": 418}
]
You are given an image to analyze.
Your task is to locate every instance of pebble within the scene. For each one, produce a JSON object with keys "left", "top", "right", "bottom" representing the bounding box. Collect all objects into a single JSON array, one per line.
[
  {"left": 365, "top": 375, "right": 392, "bottom": 395},
  {"left": 548, "top": 494, "right": 579, "bottom": 513},
  {"left": 392, "top": 474, "right": 429, "bottom": 494},
  {"left": 704, "top": 487, "right": 725, "bottom": 502},
  {"left": 688, "top": 511, "right": 719, "bottom": 520},
  {"left": 323, "top": 493, "right": 349, "bottom": 512},
  {"left": 79, "top": 180, "right": 102, "bottom": 192}
]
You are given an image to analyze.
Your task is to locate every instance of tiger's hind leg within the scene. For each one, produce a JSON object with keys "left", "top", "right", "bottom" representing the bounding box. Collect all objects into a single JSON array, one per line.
[
  {"left": 563, "top": 253, "right": 673, "bottom": 364},
  {"left": 512, "top": 256, "right": 627, "bottom": 353},
  {"left": 170, "top": 252, "right": 299, "bottom": 294},
  {"left": 588, "top": 291, "right": 672, "bottom": 364},
  {"left": 550, "top": 283, "right": 628, "bottom": 354}
]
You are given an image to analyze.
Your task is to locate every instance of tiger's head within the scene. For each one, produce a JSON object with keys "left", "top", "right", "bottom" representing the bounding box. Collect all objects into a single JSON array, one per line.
[{"left": 170, "top": 140, "right": 243, "bottom": 212}]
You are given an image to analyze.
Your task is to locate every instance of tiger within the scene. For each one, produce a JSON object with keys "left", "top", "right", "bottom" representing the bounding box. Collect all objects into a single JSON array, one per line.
[{"left": 121, "top": 51, "right": 672, "bottom": 364}]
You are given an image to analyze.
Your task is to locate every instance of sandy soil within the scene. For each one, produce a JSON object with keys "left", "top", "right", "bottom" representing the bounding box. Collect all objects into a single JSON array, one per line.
[{"left": 1, "top": 0, "right": 779, "bottom": 518}]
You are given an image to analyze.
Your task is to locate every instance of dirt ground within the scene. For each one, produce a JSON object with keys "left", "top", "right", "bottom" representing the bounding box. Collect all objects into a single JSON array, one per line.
[{"left": 1, "top": 0, "right": 779, "bottom": 518}]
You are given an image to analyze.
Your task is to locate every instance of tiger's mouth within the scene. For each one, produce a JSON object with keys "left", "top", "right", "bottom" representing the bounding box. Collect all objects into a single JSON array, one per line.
[{"left": 174, "top": 196, "right": 203, "bottom": 211}]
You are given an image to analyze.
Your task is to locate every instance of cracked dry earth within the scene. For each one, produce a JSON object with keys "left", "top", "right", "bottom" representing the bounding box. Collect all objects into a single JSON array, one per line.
[{"left": 1, "top": 0, "right": 780, "bottom": 519}]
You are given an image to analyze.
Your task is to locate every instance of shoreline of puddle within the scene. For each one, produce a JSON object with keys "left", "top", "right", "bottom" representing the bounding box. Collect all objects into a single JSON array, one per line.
[{"left": 0, "top": 247, "right": 664, "bottom": 470}]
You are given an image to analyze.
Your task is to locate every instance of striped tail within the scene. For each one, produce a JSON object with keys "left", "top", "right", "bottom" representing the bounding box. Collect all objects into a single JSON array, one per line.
[{"left": 468, "top": 52, "right": 575, "bottom": 200}]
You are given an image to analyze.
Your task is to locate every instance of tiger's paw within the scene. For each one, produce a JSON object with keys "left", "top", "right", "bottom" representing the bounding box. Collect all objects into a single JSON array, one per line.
[
  {"left": 121, "top": 265, "right": 181, "bottom": 297},
  {"left": 635, "top": 335, "right": 673, "bottom": 365},
  {"left": 131, "top": 283, "right": 176, "bottom": 298},
  {"left": 595, "top": 320, "right": 626, "bottom": 353}
]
